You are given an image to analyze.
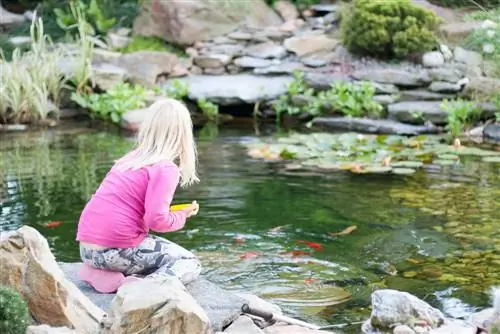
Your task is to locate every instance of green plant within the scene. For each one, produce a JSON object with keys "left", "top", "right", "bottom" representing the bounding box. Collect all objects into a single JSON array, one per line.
[
  {"left": 428, "top": 0, "right": 500, "bottom": 8},
  {"left": 197, "top": 98, "right": 219, "bottom": 122},
  {"left": 119, "top": 36, "right": 186, "bottom": 56},
  {"left": 165, "top": 80, "right": 190, "bottom": 100},
  {"left": 440, "top": 99, "right": 482, "bottom": 138},
  {"left": 341, "top": 0, "right": 441, "bottom": 59},
  {"left": 0, "top": 286, "right": 30, "bottom": 334},
  {"left": 71, "top": 82, "right": 148, "bottom": 123}
]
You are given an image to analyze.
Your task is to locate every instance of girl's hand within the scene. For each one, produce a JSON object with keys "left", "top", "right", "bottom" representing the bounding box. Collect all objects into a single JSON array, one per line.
[{"left": 182, "top": 201, "right": 199, "bottom": 218}]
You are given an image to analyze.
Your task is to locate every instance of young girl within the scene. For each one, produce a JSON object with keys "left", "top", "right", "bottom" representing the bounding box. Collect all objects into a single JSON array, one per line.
[{"left": 76, "top": 98, "right": 202, "bottom": 286}]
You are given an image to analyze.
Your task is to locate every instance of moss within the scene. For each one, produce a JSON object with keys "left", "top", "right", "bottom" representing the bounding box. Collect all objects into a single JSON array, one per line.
[
  {"left": 119, "top": 36, "right": 186, "bottom": 57},
  {"left": 341, "top": 0, "right": 441, "bottom": 59}
]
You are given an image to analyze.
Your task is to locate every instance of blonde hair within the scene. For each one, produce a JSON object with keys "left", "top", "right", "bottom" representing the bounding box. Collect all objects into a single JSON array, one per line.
[{"left": 115, "top": 98, "right": 199, "bottom": 187}]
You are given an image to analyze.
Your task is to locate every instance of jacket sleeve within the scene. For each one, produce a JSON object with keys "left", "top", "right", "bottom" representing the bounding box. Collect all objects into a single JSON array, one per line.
[{"left": 143, "top": 164, "right": 187, "bottom": 233}]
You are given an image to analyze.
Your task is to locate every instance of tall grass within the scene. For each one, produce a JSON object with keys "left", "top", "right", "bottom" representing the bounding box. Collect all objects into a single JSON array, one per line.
[{"left": 0, "top": 17, "right": 66, "bottom": 124}]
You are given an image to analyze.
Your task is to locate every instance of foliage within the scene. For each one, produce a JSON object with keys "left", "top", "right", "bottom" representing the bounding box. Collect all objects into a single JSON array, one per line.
[
  {"left": 493, "top": 94, "right": 500, "bottom": 122},
  {"left": 164, "top": 80, "right": 190, "bottom": 100},
  {"left": 440, "top": 99, "right": 482, "bottom": 138},
  {"left": 428, "top": 0, "right": 500, "bottom": 8},
  {"left": 0, "top": 18, "right": 66, "bottom": 124},
  {"left": 0, "top": 286, "right": 30, "bottom": 334},
  {"left": 272, "top": 71, "right": 383, "bottom": 125},
  {"left": 0, "top": 35, "right": 31, "bottom": 62},
  {"left": 197, "top": 98, "right": 219, "bottom": 122},
  {"left": 71, "top": 83, "right": 148, "bottom": 123},
  {"left": 119, "top": 36, "right": 186, "bottom": 57},
  {"left": 341, "top": 0, "right": 441, "bottom": 59}
]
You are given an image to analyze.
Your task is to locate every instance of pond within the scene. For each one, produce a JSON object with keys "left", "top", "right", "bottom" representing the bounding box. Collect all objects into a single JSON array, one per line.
[{"left": 1, "top": 122, "right": 499, "bottom": 332}]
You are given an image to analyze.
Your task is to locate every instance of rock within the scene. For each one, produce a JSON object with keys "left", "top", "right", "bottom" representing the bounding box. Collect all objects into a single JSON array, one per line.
[
  {"left": 393, "top": 324, "right": 416, "bottom": 334},
  {"left": 388, "top": 101, "right": 446, "bottom": 125},
  {"left": 427, "top": 67, "right": 465, "bottom": 83},
  {"left": 204, "top": 67, "right": 227, "bottom": 75},
  {"left": 186, "top": 278, "right": 246, "bottom": 331},
  {"left": 194, "top": 54, "right": 232, "bottom": 69},
  {"left": 310, "top": 4, "right": 339, "bottom": 15},
  {"left": 411, "top": 0, "right": 459, "bottom": 23},
  {"left": 428, "top": 319, "right": 476, "bottom": 334},
  {"left": 279, "top": 18, "right": 305, "bottom": 33},
  {"left": 227, "top": 31, "right": 253, "bottom": 41},
  {"left": 106, "top": 276, "right": 210, "bottom": 334},
  {"left": 454, "top": 47, "right": 483, "bottom": 68},
  {"left": 274, "top": 0, "right": 299, "bottom": 21},
  {"left": 133, "top": 0, "right": 282, "bottom": 45},
  {"left": 373, "top": 95, "right": 398, "bottom": 105},
  {"left": 484, "top": 124, "right": 500, "bottom": 143},
  {"left": 8, "top": 36, "right": 31, "bottom": 46},
  {"left": 0, "top": 5, "right": 25, "bottom": 25},
  {"left": 428, "top": 81, "right": 462, "bottom": 93},
  {"left": 351, "top": 69, "right": 428, "bottom": 88},
  {"left": 304, "top": 72, "right": 350, "bottom": 90},
  {"left": 26, "top": 325, "right": 77, "bottom": 334},
  {"left": 121, "top": 108, "right": 149, "bottom": 131},
  {"left": 236, "top": 293, "right": 282, "bottom": 315},
  {"left": 245, "top": 42, "right": 287, "bottom": 59},
  {"left": 224, "top": 316, "right": 265, "bottom": 334},
  {"left": 92, "top": 49, "right": 122, "bottom": 64},
  {"left": 254, "top": 62, "right": 304, "bottom": 75},
  {"left": 438, "top": 21, "right": 483, "bottom": 42},
  {"left": 311, "top": 117, "right": 438, "bottom": 135},
  {"left": 368, "top": 290, "right": 446, "bottom": 331},
  {"left": 398, "top": 90, "right": 454, "bottom": 101},
  {"left": 91, "top": 63, "right": 128, "bottom": 91},
  {"left": 300, "top": 56, "right": 328, "bottom": 68},
  {"left": 264, "top": 324, "right": 331, "bottom": 333},
  {"left": 422, "top": 51, "right": 445, "bottom": 68},
  {"left": 462, "top": 77, "right": 500, "bottom": 99},
  {"left": 0, "top": 226, "right": 104, "bottom": 332},
  {"left": 439, "top": 45, "right": 453, "bottom": 61},
  {"left": 372, "top": 83, "right": 400, "bottom": 94},
  {"left": 234, "top": 57, "right": 273, "bottom": 68},
  {"left": 284, "top": 35, "right": 339, "bottom": 57},
  {"left": 117, "top": 51, "right": 186, "bottom": 87},
  {"left": 201, "top": 44, "right": 245, "bottom": 57},
  {"left": 212, "top": 36, "right": 238, "bottom": 45},
  {"left": 106, "top": 32, "right": 131, "bottom": 49}
]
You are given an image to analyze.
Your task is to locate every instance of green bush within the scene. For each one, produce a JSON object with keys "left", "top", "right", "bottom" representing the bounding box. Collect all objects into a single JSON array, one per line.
[
  {"left": 428, "top": 0, "right": 500, "bottom": 8},
  {"left": 341, "top": 0, "right": 441, "bottom": 59},
  {"left": 0, "top": 286, "right": 30, "bottom": 334}
]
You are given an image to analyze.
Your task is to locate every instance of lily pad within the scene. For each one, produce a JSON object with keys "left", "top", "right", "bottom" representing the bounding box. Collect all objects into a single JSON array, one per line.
[
  {"left": 390, "top": 161, "right": 424, "bottom": 168},
  {"left": 437, "top": 154, "right": 459, "bottom": 160},
  {"left": 482, "top": 156, "right": 500, "bottom": 163},
  {"left": 363, "top": 166, "right": 393, "bottom": 174},
  {"left": 392, "top": 168, "right": 416, "bottom": 175},
  {"left": 433, "top": 159, "right": 456, "bottom": 166}
]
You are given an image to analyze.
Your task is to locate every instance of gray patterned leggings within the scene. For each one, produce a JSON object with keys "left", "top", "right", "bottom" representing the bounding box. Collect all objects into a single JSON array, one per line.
[{"left": 79, "top": 235, "right": 202, "bottom": 284}]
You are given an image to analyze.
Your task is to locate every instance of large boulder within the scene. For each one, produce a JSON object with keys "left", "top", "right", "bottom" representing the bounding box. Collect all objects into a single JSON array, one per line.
[
  {"left": 133, "top": 0, "right": 283, "bottom": 46},
  {"left": 103, "top": 276, "right": 211, "bottom": 334},
  {"left": 0, "top": 226, "right": 104, "bottom": 333},
  {"left": 461, "top": 77, "right": 500, "bottom": 99}
]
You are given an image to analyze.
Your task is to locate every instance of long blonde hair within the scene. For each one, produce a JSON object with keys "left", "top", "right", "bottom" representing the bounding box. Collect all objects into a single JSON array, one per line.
[{"left": 115, "top": 98, "right": 199, "bottom": 187}]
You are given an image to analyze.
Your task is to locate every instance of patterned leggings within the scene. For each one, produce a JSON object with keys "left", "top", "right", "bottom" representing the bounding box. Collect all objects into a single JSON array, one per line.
[{"left": 80, "top": 235, "right": 202, "bottom": 284}]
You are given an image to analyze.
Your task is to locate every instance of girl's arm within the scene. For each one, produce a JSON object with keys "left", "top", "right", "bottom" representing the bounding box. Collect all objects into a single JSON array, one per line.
[{"left": 143, "top": 164, "right": 187, "bottom": 233}]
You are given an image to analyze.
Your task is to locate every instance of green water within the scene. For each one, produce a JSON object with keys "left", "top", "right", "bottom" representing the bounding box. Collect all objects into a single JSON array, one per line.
[{"left": 1, "top": 123, "right": 499, "bottom": 331}]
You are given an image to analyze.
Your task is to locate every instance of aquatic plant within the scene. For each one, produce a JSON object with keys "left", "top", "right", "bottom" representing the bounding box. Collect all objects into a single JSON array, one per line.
[
  {"left": 245, "top": 132, "right": 500, "bottom": 176},
  {"left": 197, "top": 98, "right": 219, "bottom": 122},
  {"left": 0, "top": 286, "right": 30, "bottom": 334},
  {"left": 341, "top": 0, "right": 441, "bottom": 59},
  {"left": 0, "top": 17, "right": 66, "bottom": 124},
  {"left": 440, "top": 99, "right": 482, "bottom": 138}
]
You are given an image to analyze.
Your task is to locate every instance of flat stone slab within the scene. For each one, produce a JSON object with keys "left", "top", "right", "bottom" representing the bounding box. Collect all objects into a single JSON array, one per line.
[
  {"left": 387, "top": 101, "right": 446, "bottom": 125},
  {"left": 163, "top": 74, "right": 294, "bottom": 105},
  {"left": 311, "top": 117, "right": 438, "bottom": 135},
  {"left": 60, "top": 262, "right": 245, "bottom": 331}
]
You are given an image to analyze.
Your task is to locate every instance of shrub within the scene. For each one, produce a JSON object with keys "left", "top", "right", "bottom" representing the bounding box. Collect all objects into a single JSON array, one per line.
[
  {"left": 341, "top": 0, "right": 441, "bottom": 59},
  {"left": 0, "top": 286, "right": 30, "bottom": 334}
]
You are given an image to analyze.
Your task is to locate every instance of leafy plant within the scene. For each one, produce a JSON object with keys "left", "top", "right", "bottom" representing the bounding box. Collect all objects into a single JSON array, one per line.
[
  {"left": 341, "top": 0, "right": 441, "bottom": 59},
  {"left": 71, "top": 82, "right": 148, "bottom": 123},
  {"left": 197, "top": 98, "right": 219, "bottom": 122},
  {"left": 0, "top": 286, "right": 30, "bottom": 334},
  {"left": 164, "top": 80, "right": 190, "bottom": 100},
  {"left": 119, "top": 36, "right": 186, "bottom": 57},
  {"left": 440, "top": 99, "right": 482, "bottom": 138}
]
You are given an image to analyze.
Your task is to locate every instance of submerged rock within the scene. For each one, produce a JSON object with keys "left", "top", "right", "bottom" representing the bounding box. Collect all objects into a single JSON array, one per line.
[
  {"left": 311, "top": 117, "right": 438, "bottom": 135},
  {"left": 163, "top": 74, "right": 294, "bottom": 105}
]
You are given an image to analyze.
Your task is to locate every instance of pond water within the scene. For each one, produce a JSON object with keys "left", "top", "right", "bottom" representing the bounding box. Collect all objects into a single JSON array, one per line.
[{"left": 1, "top": 122, "right": 499, "bottom": 332}]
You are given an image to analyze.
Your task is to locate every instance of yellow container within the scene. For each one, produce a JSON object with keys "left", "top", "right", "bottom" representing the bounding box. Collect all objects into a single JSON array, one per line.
[{"left": 170, "top": 203, "right": 191, "bottom": 211}]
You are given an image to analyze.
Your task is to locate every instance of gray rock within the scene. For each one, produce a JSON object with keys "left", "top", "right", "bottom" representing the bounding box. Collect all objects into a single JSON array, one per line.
[
  {"left": 461, "top": 77, "right": 500, "bottom": 99},
  {"left": 310, "top": 4, "right": 339, "bottom": 14},
  {"left": 311, "top": 117, "right": 438, "bottom": 135},
  {"left": 234, "top": 56, "right": 273, "bottom": 68},
  {"left": 0, "top": 5, "right": 25, "bottom": 25},
  {"left": 388, "top": 101, "right": 446, "bottom": 125},
  {"left": 91, "top": 63, "right": 128, "bottom": 91},
  {"left": 8, "top": 36, "right": 31, "bottom": 46},
  {"left": 428, "top": 67, "right": 465, "bottom": 83},
  {"left": 245, "top": 42, "right": 287, "bottom": 59},
  {"left": 236, "top": 293, "right": 282, "bottom": 315},
  {"left": 106, "top": 32, "right": 131, "bottom": 49},
  {"left": 300, "top": 57, "right": 328, "bottom": 68},
  {"left": 484, "top": 124, "right": 500, "bottom": 143},
  {"left": 164, "top": 74, "right": 294, "bottom": 105},
  {"left": 372, "top": 83, "right": 400, "bottom": 94},
  {"left": 422, "top": 51, "right": 445, "bottom": 68},
  {"left": 283, "top": 35, "right": 339, "bottom": 57},
  {"left": 223, "top": 316, "right": 265, "bottom": 334},
  {"left": 454, "top": 47, "right": 483, "bottom": 68},
  {"left": 398, "top": 90, "right": 454, "bottom": 101},
  {"left": 201, "top": 44, "right": 245, "bottom": 57},
  {"left": 204, "top": 67, "right": 228, "bottom": 75},
  {"left": 368, "top": 289, "right": 446, "bottom": 331},
  {"left": 228, "top": 31, "right": 253, "bottom": 41},
  {"left": 253, "top": 62, "right": 303, "bottom": 75},
  {"left": 194, "top": 54, "right": 232, "bottom": 69},
  {"left": 121, "top": 108, "right": 149, "bottom": 131},
  {"left": 428, "top": 319, "right": 477, "bottom": 334},
  {"left": 393, "top": 324, "right": 416, "bottom": 334},
  {"left": 351, "top": 69, "right": 428, "bottom": 87},
  {"left": 373, "top": 95, "right": 398, "bottom": 105},
  {"left": 439, "top": 44, "right": 453, "bottom": 61},
  {"left": 27, "top": 325, "right": 76, "bottom": 334},
  {"left": 212, "top": 36, "right": 239, "bottom": 45},
  {"left": 274, "top": 0, "right": 299, "bottom": 21},
  {"left": 428, "top": 81, "right": 462, "bottom": 93},
  {"left": 304, "top": 72, "right": 350, "bottom": 90}
]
